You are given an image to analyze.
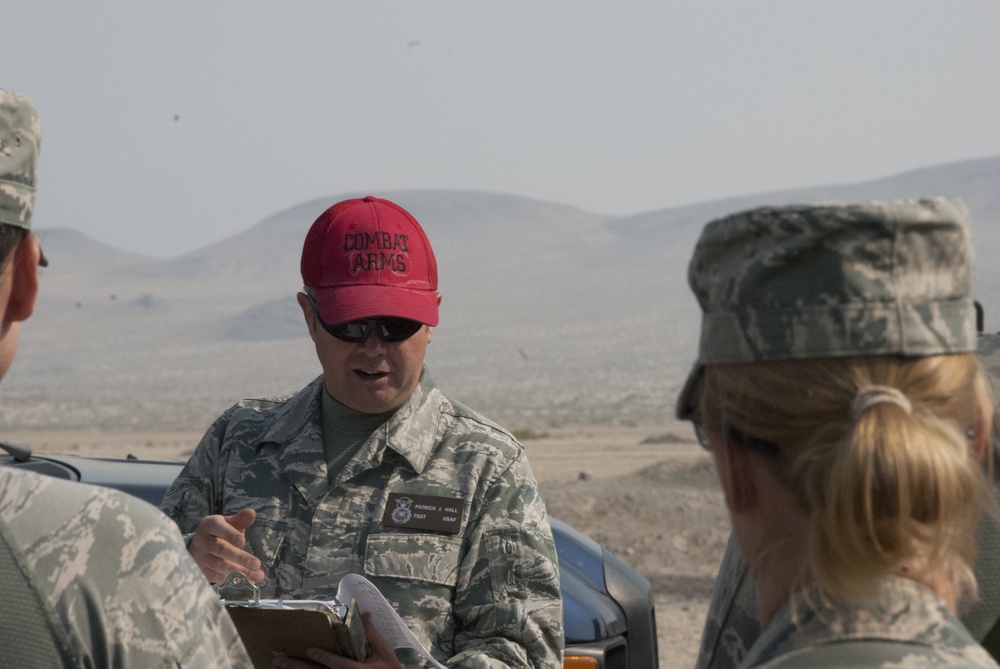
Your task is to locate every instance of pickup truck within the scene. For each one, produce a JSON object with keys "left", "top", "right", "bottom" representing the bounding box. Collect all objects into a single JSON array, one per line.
[{"left": 1, "top": 442, "right": 659, "bottom": 669}]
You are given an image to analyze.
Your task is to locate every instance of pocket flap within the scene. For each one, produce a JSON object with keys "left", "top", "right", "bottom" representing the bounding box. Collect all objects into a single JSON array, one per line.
[{"left": 365, "top": 533, "right": 462, "bottom": 586}]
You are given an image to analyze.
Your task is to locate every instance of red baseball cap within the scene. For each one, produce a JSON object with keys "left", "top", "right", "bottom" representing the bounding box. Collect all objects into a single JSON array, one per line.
[{"left": 301, "top": 196, "right": 439, "bottom": 326}]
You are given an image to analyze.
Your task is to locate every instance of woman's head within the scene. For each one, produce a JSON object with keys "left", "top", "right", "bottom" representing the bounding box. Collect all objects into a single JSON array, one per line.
[
  {"left": 678, "top": 197, "right": 992, "bottom": 606},
  {"left": 698, "top": 354, "right": 993, "bottom": 605}
]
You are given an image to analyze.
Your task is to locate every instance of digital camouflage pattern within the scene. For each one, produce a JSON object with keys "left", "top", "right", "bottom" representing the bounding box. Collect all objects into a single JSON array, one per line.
[
  {"left": 0, "top": 467, "right": 251, "bottom": 667},
  {"left": 0, "top": 89, "right": 40, "bottom": 230},
  {"left": 740, "top": 577, "right": 997, "bottom": 668},
  {"left": 694, "top": 535, "right": 757, "bottom": 669},
  {"left": 161, "top": 370, "right": 563, "bottom": 669},
  {"left": 677, "top": 197, "right": 976, "bottom": 419}
]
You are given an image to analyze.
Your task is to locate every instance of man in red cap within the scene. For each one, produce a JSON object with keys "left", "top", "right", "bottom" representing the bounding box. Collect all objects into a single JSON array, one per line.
[{"left": 162, "top": 196, "right": 564, "bottom": 668}]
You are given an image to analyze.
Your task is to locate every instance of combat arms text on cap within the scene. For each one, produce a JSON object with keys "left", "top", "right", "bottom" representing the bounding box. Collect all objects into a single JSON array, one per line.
[
  {"left": 676, "top": 196, "right": 976, "bottom": 420},
  {"left": 301, "top": 196, "right": 439, "bottom": 326}
]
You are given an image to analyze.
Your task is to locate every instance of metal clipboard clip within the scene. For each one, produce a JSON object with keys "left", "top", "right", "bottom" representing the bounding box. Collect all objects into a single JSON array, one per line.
[
  {"left": 213, "top": 573, "right": 375, "bottom": 665},
  {"left": 215, "top": 571, "right": 260, "bottom": 607}
]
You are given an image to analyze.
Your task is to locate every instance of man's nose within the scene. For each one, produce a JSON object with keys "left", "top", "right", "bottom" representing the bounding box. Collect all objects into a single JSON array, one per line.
[{"left": 357, "top": 329, "right": 386, "bottom": 352}]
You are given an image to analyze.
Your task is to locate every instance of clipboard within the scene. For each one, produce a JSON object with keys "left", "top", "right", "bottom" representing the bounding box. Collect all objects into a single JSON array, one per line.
[{"left": 216, "top": 572, "right": 369, "bottom": 668}]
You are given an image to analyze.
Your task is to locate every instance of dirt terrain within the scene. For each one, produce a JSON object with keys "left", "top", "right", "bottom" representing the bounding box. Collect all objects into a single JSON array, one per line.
[
  {"left": 527, "top": 424, "right": 729, "bottom": 669},
  {"left": 9, "top": 421, "right": 729, "bottom": 669}
]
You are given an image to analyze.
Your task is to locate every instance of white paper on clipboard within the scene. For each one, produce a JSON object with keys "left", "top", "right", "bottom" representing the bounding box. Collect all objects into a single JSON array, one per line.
[{"left": 336, "top": 573, "right": 447, "bottom": 669}]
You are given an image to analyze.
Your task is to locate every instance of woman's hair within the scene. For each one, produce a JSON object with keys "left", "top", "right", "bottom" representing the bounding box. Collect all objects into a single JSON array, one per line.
[{"left": 699, "top": 353, "right": 995, "bottom": 606}]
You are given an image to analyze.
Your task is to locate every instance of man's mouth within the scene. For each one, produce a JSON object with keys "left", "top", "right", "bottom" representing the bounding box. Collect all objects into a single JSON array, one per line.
[{"left": 355, "top": 370, "right": 389, "bottom": 380}]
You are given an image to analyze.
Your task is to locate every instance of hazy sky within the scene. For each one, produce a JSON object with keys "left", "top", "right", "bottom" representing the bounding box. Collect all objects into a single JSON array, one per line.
[{"left": 4, "top": 1, "right": 1000, "bottom": 258}]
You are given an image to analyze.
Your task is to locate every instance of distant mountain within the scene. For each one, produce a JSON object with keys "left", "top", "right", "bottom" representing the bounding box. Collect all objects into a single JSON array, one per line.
[
  {"left": 5, "top": 157, "right": 998, "bottom": 432},
  {"left": 33, "top": 227, "right": 159, "bottom": 277}
]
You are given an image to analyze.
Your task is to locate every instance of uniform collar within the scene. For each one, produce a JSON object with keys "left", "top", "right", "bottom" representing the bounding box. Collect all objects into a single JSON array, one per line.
[
  {"left": 350, "top": 368, "right": 443, "bottom": 476},
  {"left": 254, "top": 369, "right": 443, "bottom": 503},
  {"left": 746, "top": 577, "right": 974, "bottom": 666}
]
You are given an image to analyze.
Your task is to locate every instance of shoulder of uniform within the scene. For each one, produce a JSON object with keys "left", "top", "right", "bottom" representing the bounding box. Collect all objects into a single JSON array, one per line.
[
  {"left": 224, "top": 377, "right": 321, "bottom": 415},
  {"left": 438, "top": 395, "right": 523, "bottom": 454},
  {"left": 232, "top": 391, "right": 297, "bottom": 410}
]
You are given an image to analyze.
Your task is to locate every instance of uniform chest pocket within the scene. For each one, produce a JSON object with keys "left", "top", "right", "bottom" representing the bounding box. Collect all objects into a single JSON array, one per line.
[{"left": 364, "top": 532, "right": 462, "bottom": 587}]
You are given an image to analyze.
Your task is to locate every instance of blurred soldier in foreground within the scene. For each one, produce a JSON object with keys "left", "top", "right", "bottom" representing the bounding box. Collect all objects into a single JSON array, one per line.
[
  {"left": 677, "top": 198, "right": 999, "bottom": 667},
  {"left": 162, "top": 196, "right": 563, "bottom": 668},
  {"left": 0, "top": 89, "right": 252, "bottom": 667}
]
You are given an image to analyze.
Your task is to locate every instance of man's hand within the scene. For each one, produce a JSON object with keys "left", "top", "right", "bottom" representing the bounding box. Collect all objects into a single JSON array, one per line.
[
  {"left": 271, "top": 613, "right": 403, "bottom": 669},
  {"left": 187, "top": 508, "right": 266, "bottom": 584}
]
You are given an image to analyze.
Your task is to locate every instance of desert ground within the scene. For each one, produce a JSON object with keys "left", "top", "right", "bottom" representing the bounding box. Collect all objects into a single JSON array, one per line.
[{"left": 8, "top": 420, "right": 728, "bottom": 669}]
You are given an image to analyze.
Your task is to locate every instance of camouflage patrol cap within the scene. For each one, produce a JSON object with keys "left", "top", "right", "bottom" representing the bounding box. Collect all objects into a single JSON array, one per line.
[
  {"left": 0, "top": 89, "right": 40, "bottom": 231},
  {"left": 676, "top": 197, "right": 977, "bottom": 420},
  {"left": 0, "top": 89, "right": 47, "bottom": 267}
]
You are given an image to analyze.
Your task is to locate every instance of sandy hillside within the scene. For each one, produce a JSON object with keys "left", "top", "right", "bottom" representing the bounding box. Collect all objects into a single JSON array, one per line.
[{"left": 8, "top": 420, "right": 728, "bottom": 669}]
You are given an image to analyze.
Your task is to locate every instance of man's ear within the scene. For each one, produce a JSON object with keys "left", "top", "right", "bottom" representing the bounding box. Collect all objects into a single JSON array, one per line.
[
  {"left": 296, "top": 292, "right": 318, "bottom": 342},
  {"left": 5, "top": 234, "right": 40, "bottom": 323},
  {"left": 426, "top": 292, "right": 443, "bottom": 344}
]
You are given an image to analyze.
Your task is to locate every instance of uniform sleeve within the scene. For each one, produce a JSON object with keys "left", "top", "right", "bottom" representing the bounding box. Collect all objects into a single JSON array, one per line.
[
  {"left": 160, "top": 409, "right": 231, "bottom": 535},
  {"left": 450, "top": 452, "right": 564, "bottom": 669},
  {"left": 100, "top": 498, "right": 253, "bottom": 668},
  {"left": 694, "top": 533, "right": 759, "bottom": 669},
  {"left": 2, "top": 472, "right": 252, "bottom": 668}
]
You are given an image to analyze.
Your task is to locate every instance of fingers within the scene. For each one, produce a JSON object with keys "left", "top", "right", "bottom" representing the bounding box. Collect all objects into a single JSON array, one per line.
[
  {"left": 187, "top": 510, "right": 265, "bottom": 584},
  {"left": 270, "top": 649, "right": 354, "bottom": 669},
  {"left": 357, "top": 613, "right": 403, "bottom": 668},
  {"left": 227, "top": 507, "right": 257, "bottom": 534},
  {"left": 269, "top": 614, "right": 402, "bottom": 669},
  {"left": 271, "top": 656, "right": 326, "bottom": 669}
]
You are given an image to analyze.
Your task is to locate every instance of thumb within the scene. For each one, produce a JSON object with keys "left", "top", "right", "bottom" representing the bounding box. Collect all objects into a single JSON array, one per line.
[
  {"left": 225, "top": 508, "right": 257, "bottom": 533},
  {"left": 361, "top": 611, "right": 397, "bottom": 664}
]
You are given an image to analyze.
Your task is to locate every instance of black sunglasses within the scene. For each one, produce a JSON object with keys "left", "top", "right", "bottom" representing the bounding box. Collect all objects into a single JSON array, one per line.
[
  {"left": 692, "top": 416, "right": 779, "bottom": 458},
  {"left": 305, "top": 295, "right": 424, "bottom": 343}
]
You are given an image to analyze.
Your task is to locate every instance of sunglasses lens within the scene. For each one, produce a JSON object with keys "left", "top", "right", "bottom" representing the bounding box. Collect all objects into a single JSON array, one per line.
[
  {"left": 331, "top": 321, "right": 369, "bottom": 342},
  {"left": 327, "top": 318, "right": 422, "bottom": 343},
  {"left": 307, "top": 295, "right": 423, "bottom": 342},
  {"left": 378, "top": 318, "right": 423, "bottom": 342}
]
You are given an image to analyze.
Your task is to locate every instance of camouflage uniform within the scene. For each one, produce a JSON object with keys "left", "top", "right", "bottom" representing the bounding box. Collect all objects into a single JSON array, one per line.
[
  {"left": 676, "top": 198, "right": 998, "bottom": 668},
  {"left": 741, "top": 578, "right": 997, "bottom": 668},
  {"left": 695, "top": 333, "right": 1000, "bottom": 669},
  {"left": 161, "top": 370, "right": 563, "bottom": 669},
  {"left": 0, "top": 467, "right": 251, "bottom": 667}
]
